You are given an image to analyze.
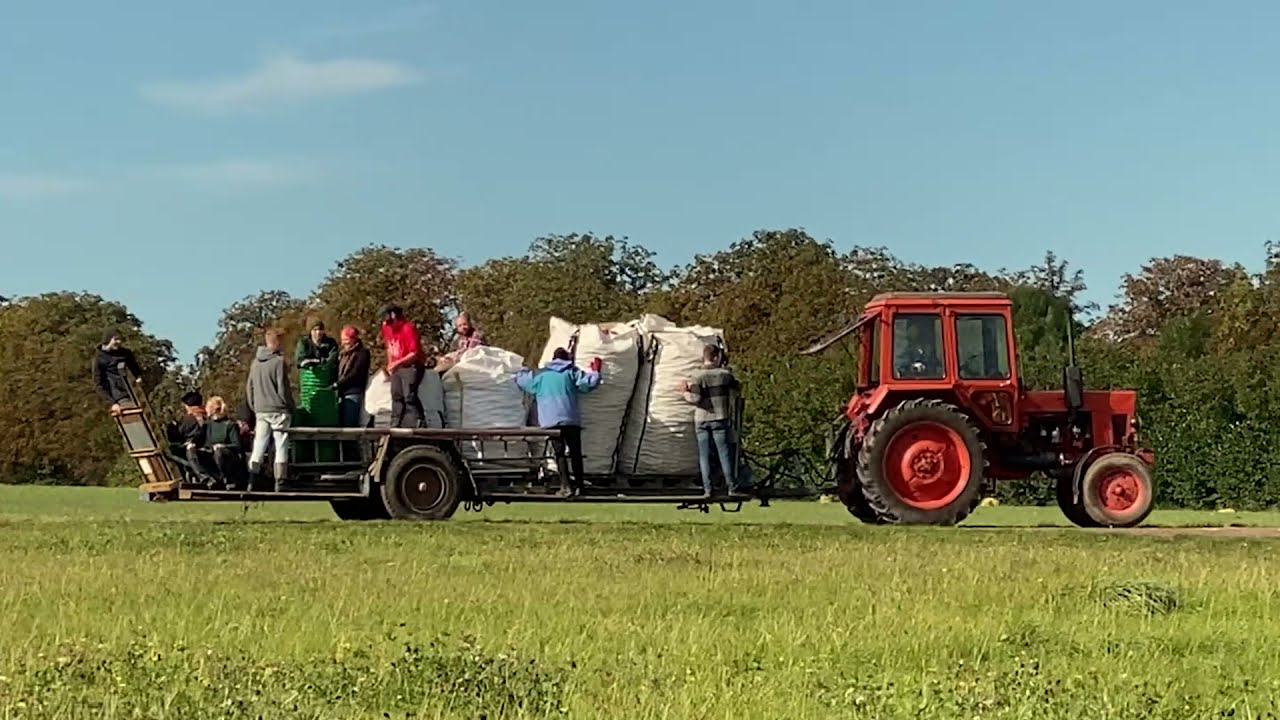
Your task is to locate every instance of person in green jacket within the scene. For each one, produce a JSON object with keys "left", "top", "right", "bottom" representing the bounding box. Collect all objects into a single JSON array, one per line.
[
  {"left": 295, "top": 320, "right": 338, "bottom": 372},
  {"left": 203, "top": 396, "right": 246, "bottom": 490}
]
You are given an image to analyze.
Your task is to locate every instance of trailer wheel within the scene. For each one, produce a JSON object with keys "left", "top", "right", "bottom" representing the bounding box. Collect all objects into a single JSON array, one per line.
[
  {"left": 857, "top": 399, "right": 985, "bottom": 525},
  {"left": 1080, "top": 453, "right": 1154, "bottom": 528},
  {"left": 330, "top": 497, "right": 391, "bottom": 521},
  {"left": 1053, "top": 470, "right": 1097, "bottom": 528},
  {"left": 381, "top": 445, "right": 463, "bottom": 520}
]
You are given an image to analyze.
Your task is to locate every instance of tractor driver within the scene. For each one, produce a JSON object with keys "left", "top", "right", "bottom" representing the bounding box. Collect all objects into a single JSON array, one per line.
[{"left": 894, "top": 315, "right": 944, "bottom": 379}]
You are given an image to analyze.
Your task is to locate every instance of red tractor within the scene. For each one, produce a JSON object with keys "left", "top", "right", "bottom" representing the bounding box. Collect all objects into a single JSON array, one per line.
[{"left": 804, "top": 291, "right": 1155, "bottom": 528}]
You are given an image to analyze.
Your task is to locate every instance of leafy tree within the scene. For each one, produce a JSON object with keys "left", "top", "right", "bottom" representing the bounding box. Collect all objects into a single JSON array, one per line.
[
  {"left": 457, "top": 233, "right": 667, "bottom": 361},
  {"left": 1094, "top": 255, "right": 1247, "bottom": 341},
  {"left": 0, "top": 293, "right": 175, "bottom": 485},
  {"left": 193, "top": 290, "right": 304, "bottom": 410},
  {"left": 312, "top": 245, "right": 458, "bottom": 364}
]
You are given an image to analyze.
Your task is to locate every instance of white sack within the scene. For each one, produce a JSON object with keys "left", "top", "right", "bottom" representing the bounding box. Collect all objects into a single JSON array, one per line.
[
  {"left": 442, "top": 346, "right": 529, "bottom": 459},
  {"left": 537, "top": 317, "right": 642, "bottom": 475},
  {"left": 361, "top": 369, "right": 446, "bottom": 428},
  {"left": 618, "top": 316, "right": 725, "bottom": 477}
]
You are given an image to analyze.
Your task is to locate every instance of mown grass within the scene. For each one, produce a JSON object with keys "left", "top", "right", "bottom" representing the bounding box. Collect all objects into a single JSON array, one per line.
[{"left": 3, "top": 485, "right": 1280, "bottom": 718}]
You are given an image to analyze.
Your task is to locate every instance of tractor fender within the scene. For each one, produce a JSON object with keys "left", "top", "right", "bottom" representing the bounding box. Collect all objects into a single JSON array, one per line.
[{"left": 1070, "top": 445, "right": 1122, "bottom": 505}]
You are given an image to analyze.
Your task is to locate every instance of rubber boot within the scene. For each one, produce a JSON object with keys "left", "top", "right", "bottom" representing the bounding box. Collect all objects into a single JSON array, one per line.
[{"left": 273, "top": 462, "right": 288, "bottom": 493}]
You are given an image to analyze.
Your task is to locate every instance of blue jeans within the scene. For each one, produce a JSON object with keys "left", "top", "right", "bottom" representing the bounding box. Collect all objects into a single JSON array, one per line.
[
  {"left": 339, "top": 394, "right": 364, "bottom": 427},
  {"left": 696, "top": 420, "right": 736, "bottom": 494}
]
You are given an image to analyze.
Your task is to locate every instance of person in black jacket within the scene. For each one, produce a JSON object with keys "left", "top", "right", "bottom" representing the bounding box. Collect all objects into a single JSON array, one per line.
[
  {"left": 93, "top": 329, "right": 143, "bottom": 414},
  {"left": 335, "top": 325, "right": 371, "bottom": 428},
  {"left": 176, "top": 391, "right": 215, "bottom": 487},
  {"left": 296, "top": 320, "right": 339, "bottom": 371}
]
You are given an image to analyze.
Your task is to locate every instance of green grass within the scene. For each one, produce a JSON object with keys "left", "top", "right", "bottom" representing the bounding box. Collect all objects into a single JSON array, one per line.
[{"left": 3, "top": 485, "right": 1280, "bottom": 718}]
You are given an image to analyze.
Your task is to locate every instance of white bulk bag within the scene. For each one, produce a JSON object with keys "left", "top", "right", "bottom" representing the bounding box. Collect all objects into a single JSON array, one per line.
[
  {"left": 537, "top": 317, "right": 642, "bottom": 475},
  {"left": 618, "top": 316, "right": 726, "bottom": 477},
  {"left": 442, "top": 346, "right": 529, "bottom": 459},
  {"left": 361, "top": 368, "right": 446, "bottom": 428}
]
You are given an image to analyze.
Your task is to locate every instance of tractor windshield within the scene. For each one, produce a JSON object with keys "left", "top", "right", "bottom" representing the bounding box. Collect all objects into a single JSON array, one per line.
[{"left": 892, "top": 314, "right": 945, "bottom": 380}]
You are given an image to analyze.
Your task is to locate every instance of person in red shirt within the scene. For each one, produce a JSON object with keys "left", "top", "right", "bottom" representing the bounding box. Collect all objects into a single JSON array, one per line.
[{"left": 380, "top": 305, "right": 427, "bottom": 427}]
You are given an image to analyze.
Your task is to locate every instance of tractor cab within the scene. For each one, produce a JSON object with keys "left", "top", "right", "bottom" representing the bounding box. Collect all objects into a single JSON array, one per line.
[{"left": 803, "top": 291, "right": 1156, "bottom": 530}]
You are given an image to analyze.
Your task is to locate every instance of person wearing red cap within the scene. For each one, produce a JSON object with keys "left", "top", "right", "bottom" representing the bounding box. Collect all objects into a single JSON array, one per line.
[
  {"left": 380, "top": 305, "right": 427, "bottom": 428},
  {"left": 335, "top": 325, "right": 371, "bottom": 428}
]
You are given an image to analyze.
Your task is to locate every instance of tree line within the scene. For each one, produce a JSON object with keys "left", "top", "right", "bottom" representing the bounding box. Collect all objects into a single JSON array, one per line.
[{"left": 0, "top": 229, "right": 1271, "bottom": 509}]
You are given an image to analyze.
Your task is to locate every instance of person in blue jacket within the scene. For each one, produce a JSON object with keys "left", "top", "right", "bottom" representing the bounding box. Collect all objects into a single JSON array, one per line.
[{"left": 515, "top": 348, "right": 602, "bottom": 497}]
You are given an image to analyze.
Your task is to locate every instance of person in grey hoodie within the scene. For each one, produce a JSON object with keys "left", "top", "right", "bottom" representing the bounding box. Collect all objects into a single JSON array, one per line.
[{"left": 245, "top": 328, "right": 294, "bottom": 491}]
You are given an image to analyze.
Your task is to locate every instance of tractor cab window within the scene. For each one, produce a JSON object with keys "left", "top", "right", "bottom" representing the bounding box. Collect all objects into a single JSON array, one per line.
[
  {"left": 956, "top": 314, "right": 1011, "bottom": 380},
  {"left": 892, "top": 314, "right": 945, "bottom": 380}
]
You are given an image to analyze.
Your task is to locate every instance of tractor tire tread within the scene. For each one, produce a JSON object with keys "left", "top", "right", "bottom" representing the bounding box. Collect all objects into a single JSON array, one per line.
[{"left": 856, "top": 398, "right": 986, "bottom": 525}]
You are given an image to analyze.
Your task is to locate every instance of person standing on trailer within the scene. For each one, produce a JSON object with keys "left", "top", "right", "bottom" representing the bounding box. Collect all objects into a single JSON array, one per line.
[
  {"left": 295, "top": 320, "right": 338, "bottom": 370},
  {"left": 435, "top": 311, "right": 488, "bottom": 373},
  {"left": 93, "top": 328, "right": 144, "bottom": 414},
  {"left": 679, "top": 344, "right": 745, "bottom": 498},
  {"left": 335, "top": 325, "right": 371, "bottom": 428},
  {"left": 515, "top": 348, "right": 602, "bottom": 497},
  {"left": 245, "top": 328, "right": 294, "bottom": 491},
  {"left": 380, "top": 305, "right": 427, "bottom": 428},
  {"left": 449, "top": 312, "right": 487, "bottom": 353}
]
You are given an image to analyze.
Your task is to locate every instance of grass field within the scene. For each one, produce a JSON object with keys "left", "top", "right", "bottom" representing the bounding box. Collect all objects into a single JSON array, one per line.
[{"left": 3, "top": 485, "right": 1280, "bottom": 718}]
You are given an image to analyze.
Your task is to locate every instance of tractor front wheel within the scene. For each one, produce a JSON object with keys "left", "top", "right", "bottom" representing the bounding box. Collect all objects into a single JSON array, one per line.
[
  {"left": 1080, "top": 453, "right": 1154, "bottom": 528},
  {"left": 857, "top": 399, "right": 985, "bottom": 525},
  {"left": 1053, "top": 470, "right": 1097, "bottom": 528}
]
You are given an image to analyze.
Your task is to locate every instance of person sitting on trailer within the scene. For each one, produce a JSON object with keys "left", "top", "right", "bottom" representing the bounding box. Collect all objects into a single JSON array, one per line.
[
  {"left": 515, "top": 348, "right": 603, "bottom": 498},
  {"left": 202, "top": 395, "right": 246, "bottom": 490},
  {"left": 296, "top": 320, "right": 338, "bottom": 370},
  {"left": 176, "top": 391, "right": 213, "bottom": 487},
  {"left": 93, "top": 328, "right": 144, "bottom": 415},
  {"left": 679, "top": 344, "right": 747, "bottom": 498},
  {"left": 380, "top": 305, "right": 428, "bottom": 428}
]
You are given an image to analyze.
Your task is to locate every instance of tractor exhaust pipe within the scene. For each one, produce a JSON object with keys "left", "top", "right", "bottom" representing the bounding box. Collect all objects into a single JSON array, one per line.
[{"left": 1063, "top": 307, "right": 1084, "bottom": 419}]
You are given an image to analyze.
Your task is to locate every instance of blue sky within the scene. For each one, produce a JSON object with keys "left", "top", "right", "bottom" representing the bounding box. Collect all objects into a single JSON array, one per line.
[{"left": 3, "top": 0, "right": 1279, "bottom": 361}]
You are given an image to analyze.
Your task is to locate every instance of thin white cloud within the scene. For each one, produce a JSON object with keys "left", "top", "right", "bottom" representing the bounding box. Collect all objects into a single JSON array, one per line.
[
  {"left": 140, "top": 54, "right": 422, "bottom": 113},
  {"left": 150, "top": 158, "right": 319, "bottom": 188},
  {"left": 299, "top": 3, "right": 435, "bottom": 43},
  {"left": 0, "top": 173, "right": 90, "bottom": 199}
]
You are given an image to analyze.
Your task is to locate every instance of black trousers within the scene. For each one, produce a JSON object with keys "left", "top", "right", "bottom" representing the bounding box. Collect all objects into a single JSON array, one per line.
[
  {"left": 390, "top": 365, "right": 426, "bottom": 428},
  {"left": 212, "top": 446, "right": 245, "bottom": 483},
  {"left": 550, "top": 425, "right": 585, "bottom": 489},
  {"left": 186, "top": 445, "right": 245, "bottom": 484}
]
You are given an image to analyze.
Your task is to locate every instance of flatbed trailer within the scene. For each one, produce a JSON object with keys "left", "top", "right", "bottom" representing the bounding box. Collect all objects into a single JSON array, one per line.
[
  {"left": 137, "top": 426, "right": 823, "bottom": 519},
  {"left": 116, "top": 371, "right": 824, "bottom": 519}
]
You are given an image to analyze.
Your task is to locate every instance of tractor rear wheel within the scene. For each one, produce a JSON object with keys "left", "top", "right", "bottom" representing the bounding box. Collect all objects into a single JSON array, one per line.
[
  {"left": 1053, "top": 470, "right": 1098, "bottom": 528},
  {"left": 829, "top": 419, "right": 883, "bottom": 524},
  {"left": 1080, "top": 453, "right": 1154, "bottom": 528},
  {"left": 381, "top": 445, "right": 463, "bottom": 520},
  {"left": 856, "top": 399, "right": 985, "bottom": 525}
]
